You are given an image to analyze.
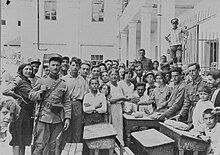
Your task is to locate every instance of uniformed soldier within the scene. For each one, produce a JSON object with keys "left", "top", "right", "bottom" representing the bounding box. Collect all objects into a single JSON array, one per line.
[
  {"left": 29, "top": 54, "right": 71, "bottom": 155},
  {"left": 172, "top": 63, "right": 206, "bottom": 128},
  {"left": 28, "top": 58, "right": 42, "bottom": 87}
]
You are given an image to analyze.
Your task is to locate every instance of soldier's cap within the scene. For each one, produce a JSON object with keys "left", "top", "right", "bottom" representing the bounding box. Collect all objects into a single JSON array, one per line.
[
  {"left": 129, "top": 59, "right": 137, "bottom": 63},
  {"left": 62, "top": 56, "right": 70, "bottom": 62},
  {"left": 171, "top": 18, "right": 179, "bottom": 24},
  {"left": 49, "top": 53, "right": 63, "bottom": 63},
  {"left": 28, "top": 58, "right": 41, "bottom": 65}
]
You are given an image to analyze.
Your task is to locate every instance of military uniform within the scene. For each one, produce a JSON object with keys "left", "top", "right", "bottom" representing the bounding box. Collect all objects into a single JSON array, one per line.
[
  {"left": 29, "top": 54, "right": 71, "bottom": 155},
  {"left": 178, "top": 76, "right": 206, "bottom": 124}
]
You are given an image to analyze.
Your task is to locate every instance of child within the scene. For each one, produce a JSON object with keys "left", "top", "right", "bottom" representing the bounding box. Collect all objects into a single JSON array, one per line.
[
  {"left": 199, "top": 108, "right": 220, "bottom": 155},
  {"left": 192, "top": 86, "right": 214, "bottom": 132},
  {"left": 83, "top": 78, "right": 107, "bottom": 126},
  {"left": 99, "top": 83, "right": 111, "bottom": 122}
]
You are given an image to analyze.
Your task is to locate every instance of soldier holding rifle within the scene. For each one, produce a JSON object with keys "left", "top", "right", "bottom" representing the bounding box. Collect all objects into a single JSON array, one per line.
[{"left": 29, "top": 54, "right": 71, "bottom": 155}]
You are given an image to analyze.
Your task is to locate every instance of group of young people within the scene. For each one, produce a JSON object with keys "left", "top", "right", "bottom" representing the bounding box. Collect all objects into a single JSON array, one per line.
[{"left": 0, "top": 49, "right": 220, "bottom": 155}]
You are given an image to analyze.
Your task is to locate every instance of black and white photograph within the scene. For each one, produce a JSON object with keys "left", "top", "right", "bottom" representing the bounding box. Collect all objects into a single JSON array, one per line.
[{"left": 1, "top": 0, "right": 220, "bottom": 155}]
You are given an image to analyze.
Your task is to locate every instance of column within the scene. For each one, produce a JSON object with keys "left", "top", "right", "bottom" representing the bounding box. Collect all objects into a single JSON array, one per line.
[
  {"left": 128, "top": 21, "right": 137, "bottom": 60},
  {"left": 160, "top": 0, "right": 175, "bottom": 58},
  {"left": 120, "top": 31, "right": 128, "bottom": 64},
  {"left": 140, "top": 6, "right": 152, "bottom": 58}
]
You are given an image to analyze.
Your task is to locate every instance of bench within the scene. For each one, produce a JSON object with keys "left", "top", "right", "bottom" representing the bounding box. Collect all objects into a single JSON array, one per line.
[
  {"left": 114, "top": 136, "right": 134, "bottom": 155},
  {"left": 61, "top": 143, "right": 83, "bottom": 155}
]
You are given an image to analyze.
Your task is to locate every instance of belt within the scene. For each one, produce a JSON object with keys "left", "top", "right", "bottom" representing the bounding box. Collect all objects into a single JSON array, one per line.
[{"left": 71, "top": 98, "right": 82, "bottom": 102}]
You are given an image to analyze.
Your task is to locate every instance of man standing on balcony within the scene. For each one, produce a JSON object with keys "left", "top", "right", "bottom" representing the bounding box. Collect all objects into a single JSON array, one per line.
[{"left": 165, "top": 18, "right": 188, "bottom": 67}]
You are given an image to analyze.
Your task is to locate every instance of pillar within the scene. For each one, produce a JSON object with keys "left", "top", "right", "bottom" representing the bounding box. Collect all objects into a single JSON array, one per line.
[
  {"left": 128, "top": 21, "right": 137, "bottom": 60},
  {"left": 160, "top": 0, "right": 175, "bottom": 59},
  {"left": 140, "top": 6, "right": 152, "bottom": 58},
  {"left": 120, "top": 31, "right": 128, "bottom": 64}
]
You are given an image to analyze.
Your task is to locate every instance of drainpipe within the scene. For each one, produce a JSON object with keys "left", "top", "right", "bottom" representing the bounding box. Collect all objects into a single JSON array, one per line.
[
  {"left": 157, "top": 0, "right": 161, "bottom": 59},
  {"left": 37, "top": 0, "right": 47, "bottom": 51}
]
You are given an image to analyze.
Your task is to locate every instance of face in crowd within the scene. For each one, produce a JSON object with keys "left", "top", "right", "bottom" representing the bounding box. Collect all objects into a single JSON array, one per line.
[
  {"left": 23, "top": 65, "right": 33, "bottom": 78},
  {"left": 70, "top": 61, "right": 80, "bottom": 75},
  {"left": 80, "top": 63, "right": 90, "bottom": 78},
  {"left": 188, "top": 64, "right": 200, "bottom": 81},
  {"left": 135, "top": 65, "right": 143, "bottom": 77},
  {"left": 91, "top": 67, "right": 100, "bottom": 79},
  {"left": 171, "top": 71, "right": 182, "bottom": 85},
  {"left": 61, "top": 59, "right": 69, "bottom": 71},
  {"left": 101, "top": 71, "right": 109, "bottom": 83},
  {"left": 31, "top": 63, "right": 40, "bottom": 75},
  {"left": 109, "top": 69, "right": 119, "bottom": 82},
  {"left": 139, "top": 50, "right": 145, "bottom": 59},
  {"left": 89, "top": 79, "right": 99, "bottom": 92},
  {"left": 105, "top": 61, "right": 112, "bottom": 71},
  {"left": 49, "top": 60, "right": 61, "bottom": 75},
  {"left": 203, "top": 113, "right": 217, "bottom": 129},
  {"left": 137, "top": 85, "right": 145, "bottom": 97}
]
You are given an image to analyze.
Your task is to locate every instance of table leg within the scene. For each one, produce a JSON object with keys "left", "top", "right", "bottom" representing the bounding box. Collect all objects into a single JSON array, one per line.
[
  {"left": 193, "top": 151, "right": 199, "bottom": 155},
  {"left": 179, "top": 149, "right": 185, "bottom": 155},
  {"left": 109, "top": 148, "right": 114, "bottom": 155},
  {"left": 89, "top": 149, "right": 93, "bottom": 155},
  {"left": 94, "top": 149, "right": 99, "bottom": 155}
]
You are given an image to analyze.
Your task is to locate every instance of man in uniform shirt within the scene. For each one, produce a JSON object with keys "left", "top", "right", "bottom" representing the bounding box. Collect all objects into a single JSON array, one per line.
[
  {"left": 69, "top": 62, "right": 90, "bottom": 142},
  {"left": 172, "top": 63, "right": 206, "bottom": 127},
  {"left": 29, "top": 54, "right": 71, "bottom": 155},
  {"left": 29, "top": 58, "right": 41, "bottom": 87}
]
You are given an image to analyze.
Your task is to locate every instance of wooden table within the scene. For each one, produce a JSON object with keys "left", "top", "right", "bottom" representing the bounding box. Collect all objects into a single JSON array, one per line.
[
  {"left": 123, "top": 114, "right": 160, "bottom": 147},
  {"left": 83, "top": 123, "right": 117, "bottom": 155},
  {"left": 159, "top": 122, "right": 209, "bottom": 155},
  {"left": 131, "top": 129, "right": 175, "bottom": 155}
]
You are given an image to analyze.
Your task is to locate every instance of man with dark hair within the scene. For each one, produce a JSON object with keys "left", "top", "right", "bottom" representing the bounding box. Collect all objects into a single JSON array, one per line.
[
  {"left": 131, "top": 62, "right": 144, "bottom": 88},
  {"left": 172, "top": 63, "right": 206, "bottom": 126},
  {"left": 68, "top": 62, "right": 90, "bottom": 142},
  {"left": 210, "top": 69, "right": 220, "bottom": 107},
  {"left": 60, "top": 56, "right": 70, "bottom": 76},
  {"left": 104, "top": 59, "right": 113, "bottom": 71},
  {"left": 29, "top": 58, "right": 41, "bottom": 87},
  {"left": 90, "top": 65, "right": 100, "bottom": 79},
  {"left": 29, "top": 54, "right": 71, "bottom": 155},
  {"left": 112, "top": 60, "right": 119, "bottom": 69},
  {"left": 165, "top": 18, "right": 188, "bottom": 67},
  {"left": 138, "top": 49, "right": 153, "bottom": 71},
  {"left": 158, "top": 67, "right": 186, "bottom": 120}
]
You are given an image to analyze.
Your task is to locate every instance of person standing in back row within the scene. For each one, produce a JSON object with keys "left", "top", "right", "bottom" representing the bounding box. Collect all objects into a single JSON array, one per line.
[{"left": 138, "top": 49, "right": 153, "bottom": 71}]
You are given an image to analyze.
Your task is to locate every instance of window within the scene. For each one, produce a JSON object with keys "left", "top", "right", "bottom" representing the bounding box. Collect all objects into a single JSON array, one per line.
[
  {"left": 18, "top": 21, "right": 21, "bottom": 26},
  {"left": 44, "top": 0, "right": 57, "bottom": 20},
  {"left": 1, "top": 20, "right": 6, "bottom": 25},
  {"left": 92, "top": 0, "right": 104, "bottom": 22},
  {"left": 91, "top": 54, "right": 103, "bottom": 65}
]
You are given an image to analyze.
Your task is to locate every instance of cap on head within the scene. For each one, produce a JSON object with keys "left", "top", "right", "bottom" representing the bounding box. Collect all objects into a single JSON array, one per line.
[
  {"left": 145, "top": 71, "right": 155, "bottom": 77},
  {"left": 171, "top": 18, "right": 179, "bottom": 24},
  {"left": 28, "top": 58, "right": 41, "bottom": 65},
  {"left": 49, "top": 53, "right": 63, "bottom": 64}
]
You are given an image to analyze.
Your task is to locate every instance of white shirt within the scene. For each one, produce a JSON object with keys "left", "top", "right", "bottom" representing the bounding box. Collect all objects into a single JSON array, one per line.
[{"left": 83, "top": 92, "right": 107, "bottom": 114}]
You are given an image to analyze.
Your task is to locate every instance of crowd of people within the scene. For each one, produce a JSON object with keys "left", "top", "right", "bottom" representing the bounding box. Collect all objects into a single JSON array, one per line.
[{"left": 0, "top": 48, "right": 220, "bottom": 155}]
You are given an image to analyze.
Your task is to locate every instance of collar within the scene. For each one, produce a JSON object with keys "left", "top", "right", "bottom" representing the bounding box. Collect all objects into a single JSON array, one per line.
[{"left": 49, "top": 73, "right": 60, "bottom": 80}]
